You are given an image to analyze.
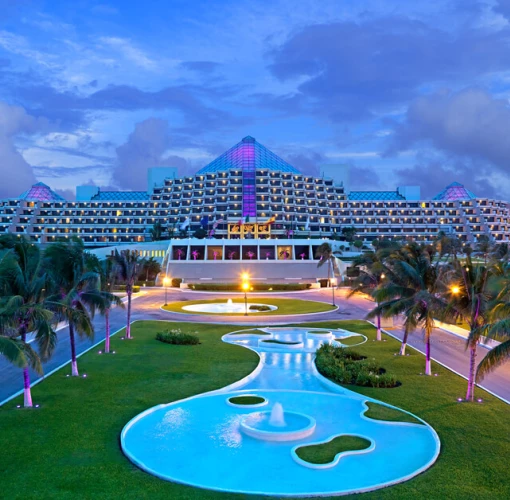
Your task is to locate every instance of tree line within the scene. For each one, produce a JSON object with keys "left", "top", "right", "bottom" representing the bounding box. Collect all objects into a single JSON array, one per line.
[{"left": 0, "top": 235, "right": 151, "bottom": 407}]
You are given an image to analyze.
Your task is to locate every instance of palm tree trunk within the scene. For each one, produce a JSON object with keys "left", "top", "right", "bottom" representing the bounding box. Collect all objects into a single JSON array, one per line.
[
  {"left": 376, "top": 312, "right": 382, "bottom": 341},
  {"left": 21, "top": 331, "right": 33, "bottom": 408},
  {"left": 425, "top": 336, "right": 432, "bottom": 375},
  {"left": 126, "top": 290, "right": 132, "bottom": 339},
  {"left": 466, "top": 344, "right": 476, "bottom": 401},
  {"left": 399, "top": 329, "right": 409, "bottom": 355},
  {"left": 69, "top": 323, "right": 79, "bottom": 376},
  {"left": 104, "top": 308, "right": 110, "bottom": 353}
]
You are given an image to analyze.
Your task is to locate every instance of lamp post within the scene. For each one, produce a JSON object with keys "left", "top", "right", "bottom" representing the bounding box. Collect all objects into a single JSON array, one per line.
[
  {"left": 241, "top": 273, "right": 250, "bottom": 316},
  {"left": 163, "top": 276, "right": 170, "bottom": 306}
]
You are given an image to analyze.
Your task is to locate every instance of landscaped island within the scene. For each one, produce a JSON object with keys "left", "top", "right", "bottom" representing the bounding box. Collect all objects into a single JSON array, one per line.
[{"left": 162, "top": 298, "right": 336, "bottom": 315}]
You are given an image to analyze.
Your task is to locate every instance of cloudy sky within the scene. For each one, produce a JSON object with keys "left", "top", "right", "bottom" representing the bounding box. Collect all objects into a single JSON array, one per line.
[{"left": 1, "top": 0, "right": 510, "bottom": 200}]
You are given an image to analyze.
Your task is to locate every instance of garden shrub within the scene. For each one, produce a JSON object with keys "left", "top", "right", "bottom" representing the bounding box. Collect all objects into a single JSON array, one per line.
[
  {"left": 315, "top": 344, "right": 399, "bottom": 388},
  {"left": 249, "top": 304, "right": 272, "bottom": 311},
  {"left": 155, "top": 329, "right": 200, "bottom": 345},
  {"left": 115, "top": 285, "right": 141, "bottom": 293},
  {"left": 171, "top": 278, "right": 183, "bottom": 288}
]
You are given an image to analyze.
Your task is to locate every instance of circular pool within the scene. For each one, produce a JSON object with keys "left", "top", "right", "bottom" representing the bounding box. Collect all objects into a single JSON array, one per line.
[{"left": 181, "top": 303, "right": 278, "bottom": 314}]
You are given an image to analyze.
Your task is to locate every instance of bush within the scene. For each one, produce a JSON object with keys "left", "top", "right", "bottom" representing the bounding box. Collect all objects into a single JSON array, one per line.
[
  {"left": 155, "top": 329, "right": 199, "bottom": 345},
  {"left": 114, "top": 285, "right": 141, "bottom": 293},
  {"left": 134, "top": 280, "right": 155, "bottom": 287},
  {"left": 249, "top": 304, "right": 272, "bottom": 311},
  {"left": 171, "top": 278, "right": 183, "bottom": 288},
  {"left": 188, "top": 283, "right": 311, "bottom": 291},
  {"left": 315, "top": 344, "right": 399, "bottom": 388}
]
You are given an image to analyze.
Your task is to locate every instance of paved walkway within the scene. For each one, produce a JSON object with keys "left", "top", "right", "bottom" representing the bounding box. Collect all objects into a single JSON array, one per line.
[{"left": 1, "top": 288, "right": 509, "bottom": 404}]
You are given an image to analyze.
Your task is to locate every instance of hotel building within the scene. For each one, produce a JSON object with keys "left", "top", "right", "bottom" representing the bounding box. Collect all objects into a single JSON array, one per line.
[{"left": 1, "top": 136, "right": 509, "bottom": 257}]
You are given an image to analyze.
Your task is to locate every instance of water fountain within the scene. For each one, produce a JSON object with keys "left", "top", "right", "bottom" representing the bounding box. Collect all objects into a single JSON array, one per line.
[
  {"left": 181, "top": 300, "right": 277, "bottom": 314},
  {"left": 240, "top": 402, "right": 316, "bottom": 442},
  {"left": 269, "top": 402, "right": 285, "bottom": 427}
]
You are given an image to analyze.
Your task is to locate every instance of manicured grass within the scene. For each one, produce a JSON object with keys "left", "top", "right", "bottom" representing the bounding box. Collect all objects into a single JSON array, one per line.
[
  {"left": 228, "top": 396, "right": 266, "bottom": 405},
  {"left": 230, "top": 329, "right": 270, "bottom": 335},
  {"left": 364, "top": 401, "right": 423, "bottom": 425},
  {"left": 336, "top": 335, "right": 365, "bottom": 346},
  {"left": 0, "top": 321, "right": 259, "bottom": 500},
  {"left": 295, "top": 435, "right": 371, "bottom": 464},
  {"left": 162, "top": 298, "right": 335, "bottom": 315},
  {"left": 0, "top": 319, "right": 508, "bottom": 499}
]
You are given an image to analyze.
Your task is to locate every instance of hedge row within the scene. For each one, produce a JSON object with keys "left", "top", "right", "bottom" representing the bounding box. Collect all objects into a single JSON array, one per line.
[
  {"left": 114, "top": 285, "right": 141, "bottom": 293},
  {"left": 315, "top": 344, "right": 400, "bottom": 388},
  {"left": 155, "top": 329, "right": 200, "bottom": 345},
  {"left": 188, "top": 283, "right": 311, "bottom": 291}
]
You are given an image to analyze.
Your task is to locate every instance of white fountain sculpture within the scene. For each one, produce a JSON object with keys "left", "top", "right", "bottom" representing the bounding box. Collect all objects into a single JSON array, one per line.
[{"left": 269, "top": 402, "right": 286, "bottom": 427}]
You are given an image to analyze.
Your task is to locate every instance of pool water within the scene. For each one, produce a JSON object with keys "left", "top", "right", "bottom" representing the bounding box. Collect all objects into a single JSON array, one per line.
[{"left": 121, "top": 327, "right": 440, "bottom": 497}]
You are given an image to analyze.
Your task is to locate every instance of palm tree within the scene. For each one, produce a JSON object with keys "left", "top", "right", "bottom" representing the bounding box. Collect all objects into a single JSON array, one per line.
[
  {"left": 369, "top": 244, "right": 453, "bottom": 374},
  {"left": 316, "top": 242, "right": 341, "bottom": 306},
  {"left": 44, "top": 240, "right": 106, "bottom": 376},
  {"left": 0, "top": 237, "right": 57, "bottom": 406},
  {"left": 85, "top": 254, "right": 124, "bottom": 354},
  {"left": 112, "top": 249, "right": 143, "bottom": 339},
  {"left": 445, "top": 256, "right": 492, "bottom": 401},
  {"left": 140, "top": 257, "right": 161, "bottom": 283},
  {"left": 475, "top": 235, "right": 492, "bottom": 264},
  {"left": 349, "top": 249, "right": 389, "bottom": 341},
  {"left": 476, "top": 262, "right": 510, "bottom": 382}
]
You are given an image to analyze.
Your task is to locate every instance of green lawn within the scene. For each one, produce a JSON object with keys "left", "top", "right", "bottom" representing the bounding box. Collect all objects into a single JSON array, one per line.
[
  {"left": 295, "top": 435, "right": 371, "bottom": 464},
  {"left": 162, "top": 297, "right": 336, "bottom": 315},
  {"left": 0, "top": 319, "right": 509, "bottom": 499}
]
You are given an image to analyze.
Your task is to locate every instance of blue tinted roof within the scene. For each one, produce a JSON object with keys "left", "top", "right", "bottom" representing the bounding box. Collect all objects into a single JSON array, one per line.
[
  {"left": 196, "top": 136, "right": 300, "bottom": 174},
  {"left": 91, "top": 191, "right": 150, "bottom": 201},
  {"left": 18, "top": 182, "right": 66, "bottom": 202},
  {"left": 349, "top": 191, "right": 405, "bottom": 200},
  {"left": 433, "top": 182, "right": 476, "bottom": 201}
]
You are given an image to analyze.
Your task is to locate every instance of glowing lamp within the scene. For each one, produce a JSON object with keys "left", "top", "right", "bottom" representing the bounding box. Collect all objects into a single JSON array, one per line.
[
  {"left": 451, "top": 286, "right": 460, "bottom": 295},
  {"left": 242, "top": 282, "right": 250, "bottom": 291}
]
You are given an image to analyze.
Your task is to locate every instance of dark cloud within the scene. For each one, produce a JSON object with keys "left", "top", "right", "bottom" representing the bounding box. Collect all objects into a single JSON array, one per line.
[
  {"left": 268, "top": 17, "right": 510, "bottom": 121},
  {"left": 89, "top": 79, "right": 98, "bottom": 87},
  {"left": 0, "top": 102, "right": 50, "bottom": 198},
  {"left": 33, "top": 165, "right": 112, "bottom": 178},
  {"left": 349, "top": 165, "right": 382, "bottom": 191},
  {"left": 396, "top": 156, "right": 498, "bottom": 199},
  {"left": 113, "top": 118, "right": 190, "bottom": 190},
  {"left": 14, "top": 82, "right": 237, "bottom": 132},
  {"left": 54, "top": 188, "right": 76, "bottom": 201},
  {"left": 284, "top": 150, "right": 323, "bottom": 177},
  {"left": 180, "top": 61, "right": 221, "bottom": 74},
  {"left": 387, "top": 87, "right": 510, "bottom": 181}
]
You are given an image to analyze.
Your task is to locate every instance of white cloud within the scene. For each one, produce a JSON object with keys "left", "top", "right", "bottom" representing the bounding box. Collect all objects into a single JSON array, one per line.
[{"left": 98, "top": 36, "right": 157, "bottom": 70}]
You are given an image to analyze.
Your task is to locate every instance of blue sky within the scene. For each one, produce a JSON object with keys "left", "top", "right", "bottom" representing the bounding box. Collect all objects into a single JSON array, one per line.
[{"left": 1, "top": 0, "right": 510, "bottom": 200}]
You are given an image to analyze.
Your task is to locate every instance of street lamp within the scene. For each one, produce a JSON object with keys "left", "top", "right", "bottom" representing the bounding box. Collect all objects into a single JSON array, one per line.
[
  {"left": 163, "top": 276, "right": 171, "bottom": 306},
  {"left": 451, "top": 285, "right": 460, "bottom": 295},
  {"left": 242, "top": 281, "right": 250, "bottom": 316}
]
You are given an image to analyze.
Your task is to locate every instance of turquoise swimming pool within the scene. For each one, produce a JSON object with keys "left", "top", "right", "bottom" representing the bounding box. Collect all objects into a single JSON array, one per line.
[{"left": 121, "top": 327, "right": 440, "bottom": 497}]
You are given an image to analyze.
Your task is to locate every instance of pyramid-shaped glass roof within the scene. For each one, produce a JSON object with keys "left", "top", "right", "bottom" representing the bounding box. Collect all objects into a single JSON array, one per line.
[
  {"left": 433, "top": 182, "right": 476, "bottom": 201},
  {"left": 196, "top": 136, "right": 300, "bottom": 174},
  {"left": 18, "top": 182, "right": 66, "bottom": 202}
]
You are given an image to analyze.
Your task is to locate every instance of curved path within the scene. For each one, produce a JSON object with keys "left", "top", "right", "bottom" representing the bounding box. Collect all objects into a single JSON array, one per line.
[{"left": 1, "top": 288, "right": 509, "bottom": 403}]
